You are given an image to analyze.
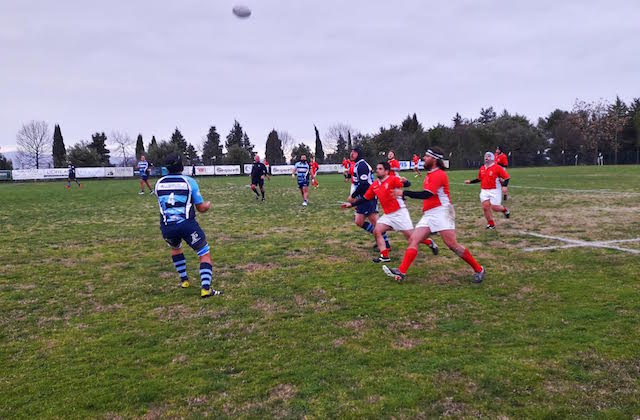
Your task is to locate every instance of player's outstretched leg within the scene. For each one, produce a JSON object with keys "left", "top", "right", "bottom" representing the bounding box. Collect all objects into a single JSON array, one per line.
[
  {"left": 372, "top": 224, "right": 392, "bottom": 263},
  {"left": 382, "top": 227, "right": 430, "bottom": 282},
  {"left": 440, "top": 229, "right": 485, "bottom": 283},
  {"left": 170, "top": 249, "right": 190, "bottom": 288},
  {"left": 197, "top": 248, "right": 223, "bottom": 298},
  {"left": 491, "top": 204, "right": 510, "bottom": 219}
]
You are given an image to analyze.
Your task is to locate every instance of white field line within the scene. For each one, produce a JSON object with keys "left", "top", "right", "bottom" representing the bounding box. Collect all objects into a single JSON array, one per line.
[
  {"left": 521, "top": 231, "right": 640, "bottom": 255},
  {"left": 507, "top": 185, "right": 640, "bottom": 196}
]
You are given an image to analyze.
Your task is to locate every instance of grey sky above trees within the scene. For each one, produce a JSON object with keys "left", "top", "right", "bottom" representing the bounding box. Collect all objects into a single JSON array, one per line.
[{"left": 1, "top": 0, "right": 639, "bottom": 155}]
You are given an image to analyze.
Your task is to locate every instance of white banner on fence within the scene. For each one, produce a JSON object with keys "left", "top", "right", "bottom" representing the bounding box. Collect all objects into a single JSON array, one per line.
[
  {"left": 318, "top": 164, "right": 343, "bottom": 173},
  {"left": 77, "top": 167, "right": 105, "bottom": 178},
  {"left": 270, "top": 165, "right": 294, "bottom": 175},
  {"left": 12, "top": 168, "right": 68, "bottom": 180},
  {"left": 243, "top": 164, "right": 253, "bottom": 174},
  {"left": 214, "top": 165, "right": 241, "bottom": 176},
  {"left": 195, "top": 166, "right": 216, "bottom": 176},
  {"left": 399, "top": 161, "right": 411, "bottom": 171},
  {"left": 105, "top": 167, "right": 134, "bottom": 177}
]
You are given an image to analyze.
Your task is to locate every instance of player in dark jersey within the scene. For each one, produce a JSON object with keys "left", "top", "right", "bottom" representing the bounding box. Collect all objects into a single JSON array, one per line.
[
  {"left": 250, "top": 155, "right": 270, "bottom": 201},
  {"left": 66, "top": 163, "right": 81, "bottom": 189},
  {"left": 155, "top": 153, "right": 223, "bottom": 298},
  {"left": 347, "top": 146, "right": 391, "bottom": 251},
  {"left": 137, "top": 155, "right": 153, "bottom": 195}
]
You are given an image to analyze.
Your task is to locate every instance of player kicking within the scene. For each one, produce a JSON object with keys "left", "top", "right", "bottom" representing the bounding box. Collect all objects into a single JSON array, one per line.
[
  {"left": 464, "top": 152, "right": 511, "bottom": 230},
  {"left": 137, "top": 155, "right": 153, "bottom": 195},
  {"left": 341, "top": 161, "right": 438, "bottom": 262},
  {"left": 347, "top": 147, "right": 391, "bottom": 251},
  {"left": 495, "top": 145, "right": 509, "bottom": 200},
  {"left": 383, "top": 148, "right": 485, "bottom": 284},
  {"left": 412, "top": 153, "right": 421, "bottom": 177},
  {"left": 387, "top": 151, "right": 401, "bottom": 176},
  {"left": 66, "top": 163, "right": 81, "bottom": 189},
  {"left": 293, "top": 154, "right": 311, "bottom": 206},
  {"left": 155, "top": 153, "right": 222, "bottom": 298},
  {"left": 310, "top": 156, "right": 320, "bottom": 189},
  {"left": 250, "top": 155, "right": 269, "bottom": 201}
]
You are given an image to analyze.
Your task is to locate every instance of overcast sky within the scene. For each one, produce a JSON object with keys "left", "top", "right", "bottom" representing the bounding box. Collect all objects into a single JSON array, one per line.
[{"left": 1, "top": 0, "right": 639, "bottom": 156}]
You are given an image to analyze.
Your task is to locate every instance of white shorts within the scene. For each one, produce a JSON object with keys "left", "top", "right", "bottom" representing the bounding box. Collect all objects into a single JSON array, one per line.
[
  {"left": 480, "top": 188, "right": 502, "bottom": 206},
  {"left": 415, "top": 205, "right": 456, "bottom": 233},
  {"left": 378, "top": 208, "right": 414, "bottom": 232}
]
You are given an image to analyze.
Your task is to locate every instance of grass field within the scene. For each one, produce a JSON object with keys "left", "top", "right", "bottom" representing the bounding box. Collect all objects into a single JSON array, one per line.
[{"left": 1, "top": 165, "right": 639, "bottom": 418}]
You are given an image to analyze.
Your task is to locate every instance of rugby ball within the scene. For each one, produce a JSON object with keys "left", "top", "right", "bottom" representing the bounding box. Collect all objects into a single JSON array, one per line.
[{"left": 232, "top": 5, "right": 251, "bottom": 18}]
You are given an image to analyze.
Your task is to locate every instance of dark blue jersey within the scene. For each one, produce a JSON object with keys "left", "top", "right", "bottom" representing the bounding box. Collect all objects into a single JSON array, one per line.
[
  {"left": 351, "top": 159, "right": 373, "bottom": 199},
  {"left": 68, "top": 165, "right": 76, "bottom": 178},
  {"left": 155, "top": 175, "right": 203, "bottom": 225}
]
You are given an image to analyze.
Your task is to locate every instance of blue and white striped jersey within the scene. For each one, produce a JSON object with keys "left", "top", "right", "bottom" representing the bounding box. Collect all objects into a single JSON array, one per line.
[
  {"left": 294, "top": 161, "right": 310, "bottom": 183},
  {"left": 155, "top": 175, "right": 204, "bottom": 225},
  {"left": 137, "top": 160, "right": 149, "bottom": 176}
]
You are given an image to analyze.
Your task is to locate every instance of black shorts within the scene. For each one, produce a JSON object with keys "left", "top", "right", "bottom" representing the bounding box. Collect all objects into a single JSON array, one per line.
[
  {"left": 251, "top": 177, "right": 264, "bottom": 187},
  {"left": 160, "top": 219, "right": 210, "bottom": 256},
  {"left": 355, "top": 199, "right": 378, "bottom": 216}
]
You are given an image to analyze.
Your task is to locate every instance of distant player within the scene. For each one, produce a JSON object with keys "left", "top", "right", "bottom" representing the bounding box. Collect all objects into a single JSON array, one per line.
[
  {"left": 342, "top": 157, "right": 351, "bottom": 183},
  {"left": 155, "top": 153, "right": 222, "bottom": 298},
  {"left": 465, "top": 152, "right": 511, "bottom": 230},
  {"left": 250, "top": 155, "right": 269, "bottom": 201},
  {"left": 495, "top": 145, "right": 509, "bottom": 200},
  {"left": 310, "top": 156, "right": 320, "bottom": 189},
  {"left": 387, "top": 151, "right": 400, "bottom": 176},
  {"left": 66, "top": 163, "right": 81, "bottom": 189},
  {"left": 347, "top": 146, "right": 391, "bottom": 251},
  {"left": 137, "top": 155, "right": 153, "bottom": 195},
  {"left": 383, "top": 148, "right": 485, "bottom": 284},
  {"left": 293, "top": 154, "right": 311, "bottom": 206},
  {"left": 341, "top": 161, "right": 438, "bottom": 262},
  {"left": 412, "top": 153, "right": 421, "bottom": 177}
]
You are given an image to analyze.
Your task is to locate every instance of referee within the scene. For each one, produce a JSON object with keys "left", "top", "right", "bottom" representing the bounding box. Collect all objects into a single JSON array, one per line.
[{"left": 250, "top": 155, "right": 270, "bottom": 201}]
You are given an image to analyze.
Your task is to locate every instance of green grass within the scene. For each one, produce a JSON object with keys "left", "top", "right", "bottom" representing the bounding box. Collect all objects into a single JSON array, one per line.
[{"left": 1, "top": 165, "right": 639, "bottom": 418}]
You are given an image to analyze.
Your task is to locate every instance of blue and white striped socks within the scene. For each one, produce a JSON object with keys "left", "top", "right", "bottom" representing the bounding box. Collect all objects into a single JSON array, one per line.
[
  {"left": 172, "top": 254, "right": 188, "bottom": 282},
  {"left": 200, "top": 262, "right": 213, "bottom": 290},
  {"left": 362, "top": 222, "right": 391, "bottom": 249}
]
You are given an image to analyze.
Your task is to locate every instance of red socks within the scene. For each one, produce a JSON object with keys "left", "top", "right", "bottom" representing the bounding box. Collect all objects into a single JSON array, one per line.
[
  {"left": 399, "top": 247, "right": 418, "bottom": 274},
  {"left": 461, "top": 248, "right": 482, "bottom": 273},
  {"left": 488, "top": 219, "right": 495, "bottom": 227},
  {"left": 381, "top": 248, "right": 389, "bottom": 258},
  {"left": 422, "top": 238, "right": 433, "bottom": 246}
]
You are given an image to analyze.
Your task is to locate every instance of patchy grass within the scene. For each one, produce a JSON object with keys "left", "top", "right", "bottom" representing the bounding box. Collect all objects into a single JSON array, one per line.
[{"left": 1, "top": 165, "right": 639, "bottom": 418}]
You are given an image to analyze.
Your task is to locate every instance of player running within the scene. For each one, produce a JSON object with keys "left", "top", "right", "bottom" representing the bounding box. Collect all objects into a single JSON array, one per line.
[
  {"left": 155, "top": 153, "right": 222, "bottom": 298},
  {"left": 66, "top": 163, "right": 81, "bottom": 189},
  {"left": 341, "top": 161, "right": 438, "bottom": 262},
  {"left": 464, "top": 152, "right": 511, "bottom": 230},
  {"left": 293, "top": 154, "right": 311, "bottom": 206},
  {"left": 387, "top": 151, "right": 401, "bottom": 176},
  {"left": 412, "top": 153, "right": 421, "bottom": 177},
  {"left": 383, "top": 148, "right": 485, "bottom": 284},
  {"left": 347, "top": 147, "right": 391, "bottom": 251},
  {"left": 137, "top": 155, "right": 153, "bottom": 195},
  {"left": 495, "top": 146, "right": 509, "bottom": 200},
  {"left": 310, "top": 156, "right": 320, "bottom": 189},
  {"left": 342, "top": 157, "right": 351, "bottom": 183},
  {"left": 250, "top": 155, "right": 269, "bottom": 201}
]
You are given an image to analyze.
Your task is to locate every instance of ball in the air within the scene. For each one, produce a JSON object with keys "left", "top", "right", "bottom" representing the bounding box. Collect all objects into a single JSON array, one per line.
[{"left": 232, "top": 5, "right": 251, "bottom": 18}]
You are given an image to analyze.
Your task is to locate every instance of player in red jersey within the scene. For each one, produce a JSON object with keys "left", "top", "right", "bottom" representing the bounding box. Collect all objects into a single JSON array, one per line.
[
  {"left": 387, "top": 151, "right": 401, "bottom": 176},
  {"left": 342, "top": 157, "right": 351, "bottom": 183},
  {"left": 412, "top": 154, "right": 421, "bottom": 177},
  {"left": 465, "top": 152, "right": 511, "bottom": 229},
  {"left": 383, "top": 148, "right": 485, "bottom": 284},
  {"left": 494, "top": 146, "right": 509, "bottom": 200},
  {"left": 341, "top": 161, "right": 439, "bottom": 262},
  {"left": 310, "top": 156, "right": 320, "bottom": 189}
]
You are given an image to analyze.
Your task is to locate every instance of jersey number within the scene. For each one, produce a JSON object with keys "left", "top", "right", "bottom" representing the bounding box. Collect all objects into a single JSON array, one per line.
[{"left": 167, "top": 193, "right": 176, "bottom": 205}]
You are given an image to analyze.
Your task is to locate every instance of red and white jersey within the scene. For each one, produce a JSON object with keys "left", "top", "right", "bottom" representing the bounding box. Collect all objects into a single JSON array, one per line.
[
  {"left": 495, "top": 152, "right": 508, "bottom": 168},
  {"left": 310, "top": 161, "right": 319, "bottom": 175},
  {"left": 363, "top": 175, "right": 406, "bottom": 214},
  {"left": 342, "top": 159, "right": 350, "bottom": 169},
  {"left": 349, "top": 161, "right": 356, "bottom": 184},
  {"left": 478, "top": 163, "right": 509, "bottom": 190},
  {"left": 422, "top": 168, "right": 451, "bottom": 212},
  {"left": 412, "top": 155, "right": 420, "bottom": 165},
  {"left": 388, "top": 158, "right": 400, "bottom": 176}
]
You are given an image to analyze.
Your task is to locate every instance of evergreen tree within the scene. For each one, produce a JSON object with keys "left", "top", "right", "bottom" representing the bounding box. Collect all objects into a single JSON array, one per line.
[
  {"left": 290, "top": 143, "right": 313, "bottom": 164},
  {"left": 186, "top": 143, "right": 200, "bottom": 165},
  {"left": 170, "top": 128, "right": 188, "bottom": 154},
  {"left": 89, "top": 132, "right": 110, "bottom": 165},
  {"left": 478, "top": 107, "right": 497, "bottom": 124},
  {"left": 149, "top": 135, "right": 157, "bottom": 149},
  {"left": 201, "top": 126, "right": 224, "bottom": 164},
  {"left": 401, "top": 113, "right": 423, "bottom": 133},
  {"left": 335, "top": 134, "right": 348, "bottom": 158},
  {"left": 68, "top": 141, "right": 103, "bottom": 166},
  {"left": 265, "top": 130, "right": 286, "bottom": 164},
  {"left": 226, "top": 120, "right": 244, "bottom": 150},
  {"left": 52, "top": 124, "right": 66, "bottom": 167},
  {"left": 0, "top": 151, "right": 13, "bottom": 170},
  {"left": 225, "top": 146, "right": 252, "bottom": 164},
  {"left": 314, "top": 125, "right": 324, "bottom": 163},
  {"left": 147, "top": 140, "right": 181, "bottom": 167},
  {"left": 242, "top": 133, "right": 255, "bottom": 157},
  {"left": 135, "top": 134, "right": 145, "bottom": 159},
  {"left": 347, "top": 131, "right": 352, "bottom": 151}
]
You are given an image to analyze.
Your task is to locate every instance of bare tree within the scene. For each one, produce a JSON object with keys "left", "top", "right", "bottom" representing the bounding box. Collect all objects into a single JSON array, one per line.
[
  {"left": 278, "top": 130, "right": 296, "bottom": 161},
  {"left": 16, "top": 120, "right": 51, "bottom": 169},
  {"left": 324, "top": 123, "right": 356, "bottom": 154},
  {"left": 111, "top": 131, "right": 134, "bottom": 167}
]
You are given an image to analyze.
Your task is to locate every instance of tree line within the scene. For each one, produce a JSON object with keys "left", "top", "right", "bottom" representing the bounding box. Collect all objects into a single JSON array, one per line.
[{"left": 6, "top": 95, "right": 639, "bottom": 171}]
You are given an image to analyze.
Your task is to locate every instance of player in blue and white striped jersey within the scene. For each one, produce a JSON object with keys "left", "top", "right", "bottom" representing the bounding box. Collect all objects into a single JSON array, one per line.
[
  {"left": 155, "top": 153, "right": 223, "bottom": 298},
  {"left": 292, "top": 154, "right": 311, "bottom": 206},
  {"left": 137, "top": 155, "right": 153, "bottom": 195}
]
